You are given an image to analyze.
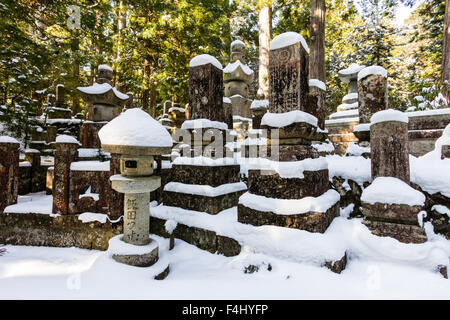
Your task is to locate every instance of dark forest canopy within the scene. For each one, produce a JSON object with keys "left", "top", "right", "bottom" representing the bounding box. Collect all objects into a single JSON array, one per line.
[{"left": 0, "top": 0, "right": 448, "bottom": 122}]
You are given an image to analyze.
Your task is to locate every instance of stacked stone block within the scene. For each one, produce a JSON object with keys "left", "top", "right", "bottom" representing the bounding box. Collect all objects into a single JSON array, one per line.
[
  {"left": 237, "top": 32, "right": 340, "bottom": 232},
  {"left": 162, "top": 55, "right": 246, "bottom": 215},
  {"left": 361, "top": 109, "right": 427, "bottom": 243}
]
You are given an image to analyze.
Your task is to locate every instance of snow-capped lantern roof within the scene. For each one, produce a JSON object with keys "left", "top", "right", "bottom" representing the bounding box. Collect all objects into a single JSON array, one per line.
[
  {"left": 77, "top": 83, "right": 129, "bottom": 107},
  {"left": 223, "top": 60, "right": 254, "bottom": 84},
  {"left": 189, "top": 54, "right": 223, "bottom": 70},
  {"left": 270, "top": 32, "right": 309, "bottom": 53},
  {"left": 99, "top": 108, "right": 173, "bottom": 156},
  {"left": 338, "top": 63, "right": 366, "bottom": 83}
]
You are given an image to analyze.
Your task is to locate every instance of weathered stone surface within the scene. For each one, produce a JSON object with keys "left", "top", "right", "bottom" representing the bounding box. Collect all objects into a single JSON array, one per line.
[
  {"left": 362, "top": 219, "right": 427, "bottom": 244},
  {"left": 263, "top": 122, "right": 317, "bottom": 140},
  {"left": 52, "top": 142, "right": 78, "bottom": 215},
  {"left": 269, "top": 40, "right": 309, "bottom": 113},
  {"left": 170, "top": 164, "right": 240, "bottom": 187},
  {"left": 371, "top": 121, "right": 410, "bottom": 183},
  {"left": 188, "top": 63, "right": 225, "bottom": 122},
  {"left": 237, "top": 201, "right": 340, "bottom": 233},
  {"left": 408, "top": 113, "right": 450, "bottom": 130},
  {"left": 309, "top": 86, "right": 326, "bottom": 130},
  {"left": 324, "top": 252, "right": 347, "bottom": 274},
  {"left": 251, "top": 108, "right": 267, "bottom": 130},
  {"left": 332, "top": 177, "right": 364, "bottom": 217},
  {"left": 106, "top": 153, "right": 123, "bottom": 219},
  {"left": 429, "top": 206, "right": 450, "bottom": 239},
  {"left": 361, "top": 202, "right": 423, "bottom": 225},
  {"left": 80, "top": 121, "right": 105, "bottom": 148},
  {"left": 442, "top": 144, "right": 450, "bottom": 159},
  {"left": 47, "top": 108, "right": 71, "bottom": 119},
  {"left": 247, "top": 169, "right": 329, "bottom": 199},
  {"left": 112, "top": 245, "right": 159, "bottom": 267},
  {"left": 68, "top": 169, "right": 109, "bottom": 214},
  {"left": 163, "top": 189, "right": 245, "bottom": 215},
  {"left": 0, "top": 141, "right": 20, "bottom": 212},
  {"left": 0, "top": 212, "right": 122, "bottom": 250},
  {"left": 265, "top": 144, "right": 318, "bottom": 162},
  {"left": 358, "top": 74, "right": 388, "bottom": 124},
  {"left": 353, "top": 129, "right": 370, "bottom": 143},
  {"left": 150, "top": 216, "right": 241, "bottom": 256}
]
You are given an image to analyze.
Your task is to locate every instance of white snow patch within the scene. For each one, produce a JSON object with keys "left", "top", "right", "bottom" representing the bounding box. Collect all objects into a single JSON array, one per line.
[
  {"left": 361, "top": 177, "right": 425, "bottom": 206},
  {"left": 353, "top": 123, "right": 370, "bottom": 132},
  {"left": 189, "top": 54, "right": 222, "bottom": 70},
  {"left": 0, "top": 136, "right": 19, "bottom": 144},
  {"left": 165, "top": 220, "right": 178, "bottom": 234},
  {"left": 358, "top": 66, "right": 388, "bottom": 81},
  {"left": 181, "top": 119, "right": 228, "bottom": 130},
  {"left": 339, "top": 63, "right": 366, "bottom": 76},
  {"left": 370, "top": 109, "right": 408, "bottom": 125},
  {"left": 98, "top": 64, "right": 113, "bottom": 72},
  {"left": 78, "top": 212, "right": 108, "bottom": 224},
  {"left": 345, "top": 142, "right": 370, "bottom": 156},
  {"left": 239, "top": 190, "right": 340, "bottom": 215},
  {"left": 270, "top": 32, "right": 309, "bottom": 53},
  {"left": 55, "top": 135, "right": 80, "bottom": 145},
  {"left": 432, "top": 205, "right": 450, "bottom": 218},
  {"left": 77, "top": 82, "right": 129, "bottom": 100},
  {"left": 173, "top": 156, "right": 238, "bottom": 167},
  {"left": 250, "top": 99, "right": 269, "bottom": 110},
  {"left": 164, "top": 181, "right": 247, "bottom": 197},
  {"left": 309, "top": 79, "right": 326, "bottom": 91},
  {"left": 70, "top": 161, "right": 110, "bottom": 172},
  {"left": 223, "top": 60, "right": 254, "bottom": 75},
  {"left": 107, "top": 235, "right": 159, "bottom": 256},
  {"left": 261, "top": 110, "right": 317, "bottom": 128},
  {"left": 99, "top": 108, "right": 173, "bottom": 148}
]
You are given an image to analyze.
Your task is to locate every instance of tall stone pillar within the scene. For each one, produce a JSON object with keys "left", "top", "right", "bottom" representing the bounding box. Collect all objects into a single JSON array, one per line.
[
  {"left": 52, "top": 136, "right": 79, "bottom": 214},
  {"left": 361, "top": 109, "right": 427, "bottom": 244},
  {"left": 0, "top": 137, "right": 20, "bottom": 212},
  {"left": 25, "top": 149, "right": 41, "bottom": 193},
  {"left": 55, "top": 84, "right": 65, "bottom": 108},
  {"left": 269, "top": 33, "right": 309, "bottom": 114},
  {"left": 188, "top": 55, "right": 225, "bottom": 122},
  {"left": 371, "top": 112, "right": 410, "bottom": 183},
  {"left": 308, "top": 80, "right": 326, "bottom": 130},
  {"left": 355, "top": 66, "right": 388, "bottom": 143}
]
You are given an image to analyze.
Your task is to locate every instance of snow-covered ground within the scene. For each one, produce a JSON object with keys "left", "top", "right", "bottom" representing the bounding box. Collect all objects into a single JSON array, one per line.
[{"left": 0, "top": 234, "right": 449, "bottom": 299}]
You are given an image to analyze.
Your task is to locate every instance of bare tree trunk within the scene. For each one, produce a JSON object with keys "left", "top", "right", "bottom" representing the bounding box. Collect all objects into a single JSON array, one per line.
[
  {"left": 72, "top": 30, "right": 80, "bottom": 115},
  {"left": 442, "top": 0, "right": 450, "bottom": 101},
  {"left": 309, "top": 0, "right": 326, "bottom": 130},
  {"left": 309, "top": 0, "right": 326, "bottom": 82},
  {"left": 258, "top": 0, "right": 272, "bottom": 99},
  {"left": 116, "top": 0, "right": 127, "bottom": 91}
]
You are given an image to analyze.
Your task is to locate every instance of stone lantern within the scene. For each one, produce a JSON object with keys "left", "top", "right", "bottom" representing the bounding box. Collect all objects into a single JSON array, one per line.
[
  {"left": 77, "top": 65, "right": 129, "bottom": 122},
  {"left": 98, "top": 108, "right": 173, "bottom": 274}
]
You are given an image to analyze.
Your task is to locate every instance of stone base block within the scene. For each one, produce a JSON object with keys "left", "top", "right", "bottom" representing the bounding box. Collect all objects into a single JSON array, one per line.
[
  {"left": 237, "top": 201, "right": 340, "bottom": 233},
  {"left": 265, "top": 144, "right": 318, "bottom": 161},
  {"left": 262, "top": 122, "right": 317, "bottom": 140},
  {"left": 0, "top": 212, "right": 122, "bottom": 250},
  {"left": 361, "top": 202, "right": 423, "bottom": 225},
  {"left": 171, "top": 164, "right": 240, "bottom": 187},
  {"left": 362, "top": 219, "right": 427, "bottom": 244},
  {"left": 150, "top": 216, "right": 241, "bottom": 256},
  {"left": 108, "top": 235, "right": 159, "bottom": 267},
  {"left": 248, "top": 169, "right": 329, "bottom": 199},
  {"left": 163, "top": 189, "right": 245, "bottom": 215}
]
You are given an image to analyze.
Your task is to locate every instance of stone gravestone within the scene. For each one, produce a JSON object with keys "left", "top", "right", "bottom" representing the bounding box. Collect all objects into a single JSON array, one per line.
[
  {"left": 361, "top": 109, "right": 427, "bottom": 243},
  {"left": 237, "top": 32, "right": 340, "bottom": 233},
  {"left": 162, "top": 54, "right": 247, "bottom": 215}
]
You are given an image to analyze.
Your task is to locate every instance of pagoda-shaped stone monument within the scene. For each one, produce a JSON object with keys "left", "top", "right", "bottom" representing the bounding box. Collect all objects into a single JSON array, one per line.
[
  {"left": 77, "top": 64, "right": 129, "bottom": 148},
  {"left": 223, "top": 40, "right": 254, "bottom": 134},
  {"left": 237, "top": 32, "right": 340, "bottom": 232}
]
